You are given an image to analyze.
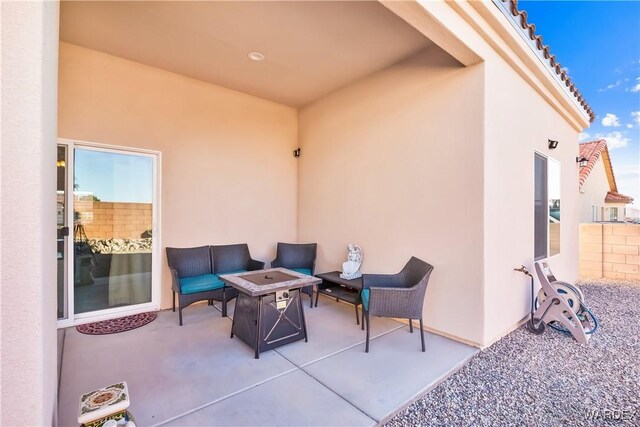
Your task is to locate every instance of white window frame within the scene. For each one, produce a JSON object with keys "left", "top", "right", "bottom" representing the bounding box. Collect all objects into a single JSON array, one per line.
[{"left": 534, "top": 151, "right": 561, "bottom": 261}]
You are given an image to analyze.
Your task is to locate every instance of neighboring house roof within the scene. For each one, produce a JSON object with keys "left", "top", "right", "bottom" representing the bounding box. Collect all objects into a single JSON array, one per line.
[
  {"left": 605, "top": 191, "right": 634, "bottom": 204},
  {"left": 579, "top": 139, "right": 634, "bottom": 204},
  {"left": 502, "top": 0, "right": 595, "bottom": 122}
]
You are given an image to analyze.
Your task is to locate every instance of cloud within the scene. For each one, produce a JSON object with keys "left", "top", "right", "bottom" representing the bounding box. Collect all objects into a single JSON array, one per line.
[
  {"left": 598, "top": 80, "right": 622, "bottom": 92},
  {"left": 628, "top": 77, "right": 640, "bottom": 92},
  {"left": 616, "top": 164, "right": 640, "bottom": 178},
  {"left": 595, "top": 131, "right": 630, "bottom": 149},
  {"left": 578, "top": 132, "right": 590, "bottom": 141},
  {"left": 627, "top": 124, "right": 634, "bottom": 129},
  {"left": 632, "top": 111, "right": 640, "bottom": 125},
  {"left": 601, "top": 113, "right": 621, "bottom": 127}
]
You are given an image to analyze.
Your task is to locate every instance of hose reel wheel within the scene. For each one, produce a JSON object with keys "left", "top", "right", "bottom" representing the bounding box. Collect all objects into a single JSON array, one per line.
[
  {"left": 536, "top": 281, "right": 583, "bottom": 315},
  {"left": 526, "top": 318, "right": 546, "bottom": 335}
]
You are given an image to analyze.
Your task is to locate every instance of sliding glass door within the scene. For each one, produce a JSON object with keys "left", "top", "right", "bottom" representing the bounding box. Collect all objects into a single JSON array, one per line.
[{"left": 58, "top": 140, "right": 160, "bottom": 325}]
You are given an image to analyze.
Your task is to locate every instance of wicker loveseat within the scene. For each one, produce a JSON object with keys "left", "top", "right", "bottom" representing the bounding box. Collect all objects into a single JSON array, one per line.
[{"left": 166, "top": 244, "right": 264, "bottom": 325}]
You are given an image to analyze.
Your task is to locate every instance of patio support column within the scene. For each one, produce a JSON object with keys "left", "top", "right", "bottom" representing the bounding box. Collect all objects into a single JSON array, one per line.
[{"left": 1, "top": 1, "right": 59, "bottom": 425}]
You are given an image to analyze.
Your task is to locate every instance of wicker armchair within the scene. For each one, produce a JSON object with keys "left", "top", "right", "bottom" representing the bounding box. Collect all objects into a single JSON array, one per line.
[
  {"left": 270, "top": 243, "right": 317, "bottom": 307},
  {"left": 166, "top": 246, "right": 232, "bottom": 326},
  {"left": 361, "top": 257, "right": 434, "bottom": 352}
]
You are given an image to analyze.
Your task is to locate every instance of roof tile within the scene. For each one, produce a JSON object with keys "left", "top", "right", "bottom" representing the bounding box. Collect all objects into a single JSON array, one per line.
[{"left": 503, "top": 0, "right": 595, "bottom": 122}]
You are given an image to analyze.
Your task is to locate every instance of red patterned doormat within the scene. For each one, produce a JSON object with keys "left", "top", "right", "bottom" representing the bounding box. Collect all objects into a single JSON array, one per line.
[{"left": 76, "top": 312, "right": 157, "bottom": 335}]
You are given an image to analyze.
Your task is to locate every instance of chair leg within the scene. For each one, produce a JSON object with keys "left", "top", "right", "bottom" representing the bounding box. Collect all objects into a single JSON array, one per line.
[
  {"left": 179, "top": 307, "right": 183, "bottom": 326},
  {"left": 420, "top": 318, "right": 425, "bottom": 352},
  {"left": 365, "top": 311, "right": 370, "bottom": 353},
  {"left": 409, "top": 319, "right": 413, "bottom": 333},
  {"left": 222, "top": 288, "right": 228, "bottom": 317},
  {"left": 354, "top": 304, "right": 359, "bottom": 325},
  {"left": 361, "top": 307, "right": 364, "bottom": 330},
  {"left": 315, "top": 288, "right": 320, "bottom": 307},
  {"left": 172, "top": 292, "right": 176, "bottom": 312},
  {"left": 309, "top": 287, "right": 313, "bottom": 308}
]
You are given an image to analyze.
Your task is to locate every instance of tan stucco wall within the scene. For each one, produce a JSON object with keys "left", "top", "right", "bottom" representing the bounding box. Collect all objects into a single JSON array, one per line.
[
  {"left": 1, "top": 1, "right": 59, "bottom": 425},
  {"left": 384, "top": 0, "right": 588, "bottom": 347},
  {"left": 579, "top": 157, "right": 609, "bottom": 222},
  {"left": 482, "top": 52, "right": 582, "bottom": 346},
  {"left": 58, "top": 42, "right": 298, "bottom": 310},
  {"left": 298, "top": 45, "right": 486, "bottom": 345}
]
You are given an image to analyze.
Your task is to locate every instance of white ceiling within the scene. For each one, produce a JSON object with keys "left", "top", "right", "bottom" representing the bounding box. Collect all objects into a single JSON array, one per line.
[{"left": 60, "top": 1, "right": 432, "bottom": 107}]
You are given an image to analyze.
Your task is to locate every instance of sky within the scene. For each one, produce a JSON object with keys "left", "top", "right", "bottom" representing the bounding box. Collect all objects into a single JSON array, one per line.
[
  {"left": 521, "top": 0, "right": 640, "bottom": 206},
  {"left": 74, "top": 149, "right": 153, "bottom": 203}
]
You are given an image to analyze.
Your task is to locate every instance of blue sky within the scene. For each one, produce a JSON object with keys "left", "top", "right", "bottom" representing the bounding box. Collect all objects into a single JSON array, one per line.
[
  {"left": 74, "top": 149, "right": 153, "bottom": 203},
  {"left": 521, "top": 0, "right": 640, "bottom": 206}
]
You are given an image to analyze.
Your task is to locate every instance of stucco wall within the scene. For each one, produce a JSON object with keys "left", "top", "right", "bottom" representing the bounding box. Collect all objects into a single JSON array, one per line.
[
  {"left": 58, "top": 42, "right": 298, "bottom": 310},
  {"left": 482, "top": 56, "right": 582, "bottom": 345},
  {"left": 1, "top": 1, "right": 59, "bottom": 425},
  {"left": 579, "top": 156, "right": 609, "bottom": 222},
  {"left": 298, "top": 45, "right": 486, "bottom": 345}
]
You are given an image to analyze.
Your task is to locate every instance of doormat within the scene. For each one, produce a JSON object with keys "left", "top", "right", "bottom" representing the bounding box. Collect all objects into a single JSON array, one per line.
[{"left": 76, "top": 312, "right": 157, "bottom": 335}]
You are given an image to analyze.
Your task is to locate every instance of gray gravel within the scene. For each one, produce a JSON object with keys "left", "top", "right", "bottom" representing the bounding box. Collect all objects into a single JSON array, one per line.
[{"left": 386, "top": 279, "right": 640, "bottom": 426}]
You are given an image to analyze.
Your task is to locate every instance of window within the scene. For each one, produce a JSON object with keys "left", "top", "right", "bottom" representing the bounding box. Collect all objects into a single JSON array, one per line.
[
  {"left": 534, "top": 154, "right": 561, "bottom": 259},
  {"left": 610, "top": 207, "right": 619, "bottom": 222}
]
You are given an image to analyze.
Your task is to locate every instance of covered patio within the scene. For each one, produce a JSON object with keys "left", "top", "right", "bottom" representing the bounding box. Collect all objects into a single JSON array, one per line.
[
  {"left": 58, "top": 298, "right": 476, "bottom": 426},
  {"left": 0, "top": 0, "right": 600, "bottom": 424}
]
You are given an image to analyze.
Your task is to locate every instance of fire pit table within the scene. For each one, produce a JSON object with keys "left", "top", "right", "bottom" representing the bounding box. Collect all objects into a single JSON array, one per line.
[{"left": 219, "top": 268, "right": 321, "bottom": 359}]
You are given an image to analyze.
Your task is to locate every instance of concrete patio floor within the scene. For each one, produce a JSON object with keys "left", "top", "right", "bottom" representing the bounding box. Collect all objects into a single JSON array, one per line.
[{"left": 58, "top": 295, "right": 477, "bottom": 426}]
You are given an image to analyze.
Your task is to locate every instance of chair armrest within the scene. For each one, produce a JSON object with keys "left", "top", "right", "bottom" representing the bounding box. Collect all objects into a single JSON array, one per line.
[
  {"left": 362, "top": 273, "right": 404, "bottom": 289},
  {"left": 368, "top": 285, "right": 425, "bottom": 318},
  {"left": 169, "top": 267, "right": 182, "bottom": 293},
  {"left": 248, "top": 259, "right": 265, "bottom": 271}
]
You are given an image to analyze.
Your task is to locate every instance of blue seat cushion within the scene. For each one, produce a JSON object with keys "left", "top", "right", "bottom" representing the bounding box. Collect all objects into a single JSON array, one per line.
[
  {"left": 291, "top": 268, "right": 312, "bottom": 276},
  {"left": 361, "top": 289, "right": 369, "bottom": 310},
  {"left": 180, "top": 274, "right": 224, "bottom": 294}
]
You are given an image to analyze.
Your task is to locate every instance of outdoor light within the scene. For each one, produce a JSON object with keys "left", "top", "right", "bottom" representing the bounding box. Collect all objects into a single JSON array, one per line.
[
  {"left": 548, "top": 139, "right": 559, "bottom": 149},
  {"left": 576, "top": 156, "right": 588, "bottom": 167},
  {"left": 248, "top": 51, "right": 265, "bottom": 61}
]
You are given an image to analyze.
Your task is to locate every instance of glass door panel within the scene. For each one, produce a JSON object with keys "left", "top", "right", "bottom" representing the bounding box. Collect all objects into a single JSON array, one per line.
[
  {"left": 57, "top": 146, "right": 69, "bottom": 320},
  {"left": 73, "top": 148, "right": 154, "bottom": 314}
]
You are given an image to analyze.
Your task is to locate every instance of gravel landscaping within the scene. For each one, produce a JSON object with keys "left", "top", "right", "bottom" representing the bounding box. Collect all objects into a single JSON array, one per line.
[{"left": 387, "top": 279, "right": 640, "bottom": 426}]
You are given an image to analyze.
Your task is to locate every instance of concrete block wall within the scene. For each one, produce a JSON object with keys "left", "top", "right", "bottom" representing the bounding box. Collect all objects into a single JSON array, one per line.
[
  {"left": 74, "top": 200, "right": 153, "bottom": 239},
  {"left": 579, "top": 223, "right": 640, "bottom": 281}
]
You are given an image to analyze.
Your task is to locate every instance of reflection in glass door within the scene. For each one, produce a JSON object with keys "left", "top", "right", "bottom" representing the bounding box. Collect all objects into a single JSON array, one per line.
[
  {"left": 57, "top": 146, "right": 69, "bottom": 320},
  {"left": 72, "top": 147, "right": 156, "bottom": 315}
]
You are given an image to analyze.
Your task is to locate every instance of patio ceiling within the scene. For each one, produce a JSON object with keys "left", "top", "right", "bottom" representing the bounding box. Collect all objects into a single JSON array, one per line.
[{"left": 60, "top": 1, "right": 432, "bottom": 107}]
